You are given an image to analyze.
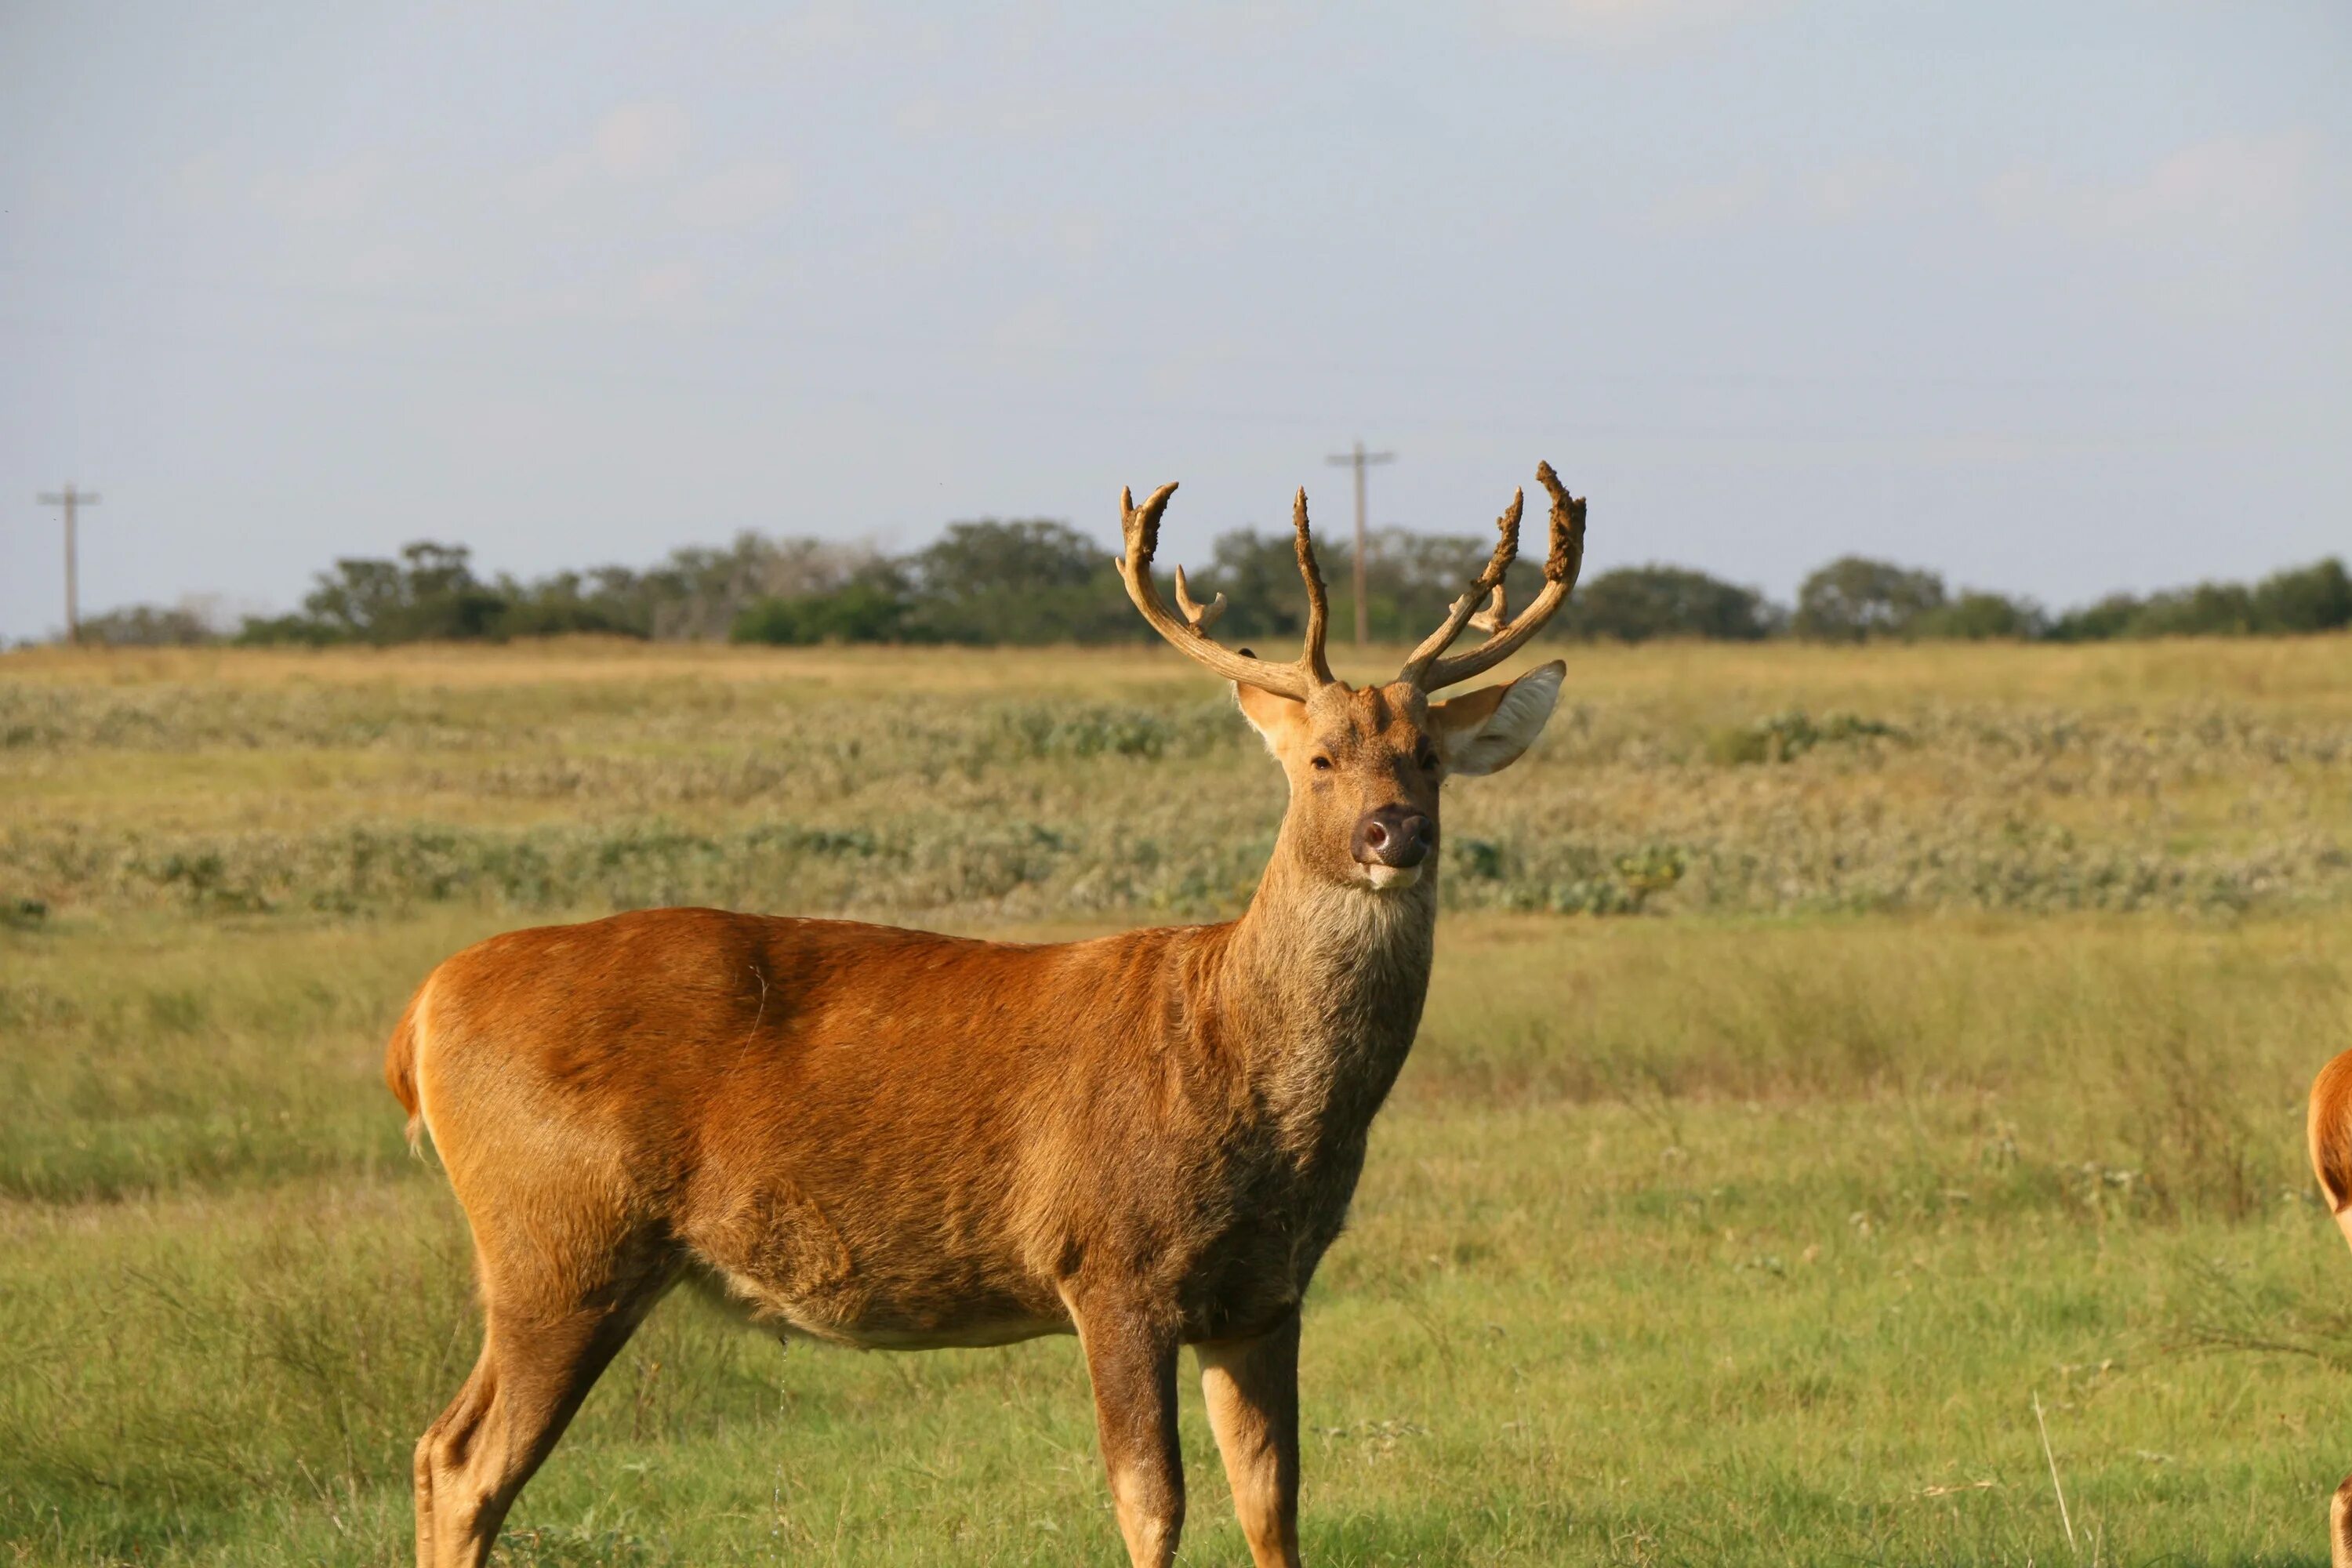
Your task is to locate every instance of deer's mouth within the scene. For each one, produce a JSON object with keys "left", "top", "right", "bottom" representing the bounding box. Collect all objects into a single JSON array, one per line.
[{"left": 1360, "top": 863, "right": 1424, "bottom": 891}]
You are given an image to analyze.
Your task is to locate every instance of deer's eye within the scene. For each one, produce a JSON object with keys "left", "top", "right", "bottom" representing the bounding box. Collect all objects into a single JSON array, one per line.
[{"left": 1309, "top": 755, "right": 1334, "bottom": 772}]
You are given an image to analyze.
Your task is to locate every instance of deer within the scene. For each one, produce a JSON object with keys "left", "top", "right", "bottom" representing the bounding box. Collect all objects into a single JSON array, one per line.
[
  {"left": 2309, "top": 1051, "right": 2352, "bottom": 1566},
  {"left": 383, "top": 463, "right": 1588, "bottom": 1567}
]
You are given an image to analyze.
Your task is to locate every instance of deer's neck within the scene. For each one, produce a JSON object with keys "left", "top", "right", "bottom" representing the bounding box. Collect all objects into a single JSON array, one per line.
[{"left": 1212, "top": 828, "right": 1439, "bottom": 1151}]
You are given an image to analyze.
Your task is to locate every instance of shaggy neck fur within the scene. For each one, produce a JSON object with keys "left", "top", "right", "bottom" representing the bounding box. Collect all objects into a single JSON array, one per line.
[{"left": 1211, "top": 810, "right": 1439, "bottom": 1152}]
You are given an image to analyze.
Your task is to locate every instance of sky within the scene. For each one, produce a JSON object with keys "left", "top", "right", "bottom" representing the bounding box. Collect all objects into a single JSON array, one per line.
[{"left": 2, "top": 1, "right": 2347, "bottom": 641}]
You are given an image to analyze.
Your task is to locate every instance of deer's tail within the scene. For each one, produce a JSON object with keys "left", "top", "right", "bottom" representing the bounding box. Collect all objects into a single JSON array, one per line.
[{"left": 384, "top": 975, "right": 434, "bottom": 1157}]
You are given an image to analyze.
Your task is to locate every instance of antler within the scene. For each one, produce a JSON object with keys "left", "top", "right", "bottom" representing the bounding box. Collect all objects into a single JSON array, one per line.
[
  {"left": 1396, "top": 461, "right": 1587, "bottom": 691},
  {"left": 1118, "top": 482, "right": 1335, "bottom": 699},
  {"left": 1171, "top": 566, "right": 1225, "bottom": 630},
  {"left": 1396, "top": 489, "right": 1523, "bottom": 688}
]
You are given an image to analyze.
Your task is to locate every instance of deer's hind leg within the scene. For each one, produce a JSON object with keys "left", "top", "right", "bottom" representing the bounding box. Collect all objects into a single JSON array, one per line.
[{"left": 412, "top": 1234, "right": 676, "bottom": 1568}]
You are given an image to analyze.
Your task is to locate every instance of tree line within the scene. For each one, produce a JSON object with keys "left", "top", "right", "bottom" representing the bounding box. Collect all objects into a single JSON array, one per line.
[{"left": 71, "top": 517, "right": 2352, "bottom": 648}]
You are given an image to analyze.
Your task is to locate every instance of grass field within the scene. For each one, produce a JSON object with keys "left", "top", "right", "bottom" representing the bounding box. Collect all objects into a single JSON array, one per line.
[{"left": 5, "top": 637, "right": 2352, "bottom": 1565}]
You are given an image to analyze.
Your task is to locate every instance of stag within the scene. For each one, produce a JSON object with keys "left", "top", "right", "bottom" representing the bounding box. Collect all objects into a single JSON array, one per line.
[
  {"left": 386, "top": 464, "right": 1588, "bottom": 1566},
  {"left": 2310, "top": 1051, "right": 2352, "bottom": 1565}
]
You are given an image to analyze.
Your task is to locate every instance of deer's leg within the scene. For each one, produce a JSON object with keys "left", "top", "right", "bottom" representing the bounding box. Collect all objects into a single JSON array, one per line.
[
  {"left": 1198, "top": 1312, "right": 1303, "bottom": 1568},
  {"left": 1071, "top": 1301, "right": 1185, "bottom": 1568},
  {"left": 413, "top": 1248, "right": 670, "bottom": 1568}
]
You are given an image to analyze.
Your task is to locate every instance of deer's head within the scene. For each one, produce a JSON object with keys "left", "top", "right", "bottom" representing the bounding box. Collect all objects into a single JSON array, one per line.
[{"left": 1117, "top": 466, "right": 1585, "bottom": 894}]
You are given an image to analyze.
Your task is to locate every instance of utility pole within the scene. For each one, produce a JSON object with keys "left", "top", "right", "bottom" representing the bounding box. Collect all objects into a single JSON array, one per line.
[
  {"left": 36, "top": 485, "right": 101, "bottom": 645},
  {"left": 1324, "top": 441, "right": 1393, "bottom": 646}
]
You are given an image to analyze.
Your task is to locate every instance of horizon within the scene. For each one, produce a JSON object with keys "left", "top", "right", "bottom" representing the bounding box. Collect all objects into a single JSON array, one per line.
[{"left": 31, "top": 503, "right": 2352, "bottom": 650}]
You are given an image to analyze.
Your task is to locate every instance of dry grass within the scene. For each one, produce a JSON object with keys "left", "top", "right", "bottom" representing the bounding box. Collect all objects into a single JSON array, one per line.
[
  {"left": 8, "top": 633, "right": 2350, "bottom": 710},
  {"left": 5, "top": 637, "right": 2348, "bottom": 924}
]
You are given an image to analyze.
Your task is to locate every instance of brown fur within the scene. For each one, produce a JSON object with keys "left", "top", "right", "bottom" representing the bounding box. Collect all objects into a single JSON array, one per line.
[
  {"left": 2311, "top": 1051, "right": 2352, "bottom": 1215},
  {"left": 384, "top": 982, "right": 426, "bottom": 1153},
  {"left": 2308, "top": 1051, "right": 2352, "bottom": 1567},
  {"left": 394, "top": 481, "right": 1571, "bottom": 1565}
]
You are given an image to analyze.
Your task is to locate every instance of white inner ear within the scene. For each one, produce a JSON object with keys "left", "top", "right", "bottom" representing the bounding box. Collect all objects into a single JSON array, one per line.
[
  {"left": 1232, "top": 683, "right": 1308, "bottom": 761},
  {"left": 1445, "top": 664, "right": 1563, "bottom": 776}
]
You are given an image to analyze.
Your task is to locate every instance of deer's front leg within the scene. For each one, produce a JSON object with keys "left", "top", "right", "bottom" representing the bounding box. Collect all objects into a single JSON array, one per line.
[
  {"left": 1198, "top": 1312, "right": 1302, "bottom": 1568},
  {"left": 1071, "top": 1301, "right": 1184, "bottom": 1567}
]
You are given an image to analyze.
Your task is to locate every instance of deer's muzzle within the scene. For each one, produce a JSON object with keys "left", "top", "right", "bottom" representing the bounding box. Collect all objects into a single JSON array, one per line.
[{"left": 1352, "top": 807, "right": 1432, "bottom": 870}]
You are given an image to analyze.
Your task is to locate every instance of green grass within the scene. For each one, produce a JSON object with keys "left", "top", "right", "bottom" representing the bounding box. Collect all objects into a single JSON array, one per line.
[
  {"left": 7, "top": 913, "right": 2351, "bottom": 1563},
  {"left": 4, "top": 639, "right": 2352, "bottom": 1563}
]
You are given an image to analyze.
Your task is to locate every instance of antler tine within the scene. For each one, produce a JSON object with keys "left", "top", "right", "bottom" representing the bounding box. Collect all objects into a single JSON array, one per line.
[
  {"left": 1116, "top": 483, "right": 1320, "bottom": 699},
  {"left": 1396, "top": 488, "right": 1524, "bottom": 686},
  {"left": 1171, "top": 566, "right": 1225, "bottom": 631},
  {"left": 1293, "top": 488, "right": 1334, "bottom": 686},
  {"left": 1467, "top": 583, "right": 1508, "bottom": 634},
  {"left": 1409, "top": 461, "right": 1588, "bottom": 693}
]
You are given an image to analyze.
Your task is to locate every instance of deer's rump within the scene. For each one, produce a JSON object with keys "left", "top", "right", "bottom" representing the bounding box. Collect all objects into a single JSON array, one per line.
[{"left": 394, "top": 906, "right": 1294, "bottom": 1348}]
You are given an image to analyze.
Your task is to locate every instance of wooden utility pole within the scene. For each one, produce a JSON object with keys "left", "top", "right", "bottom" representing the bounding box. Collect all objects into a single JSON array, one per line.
[
  {"left": 36, "top": 485, "right": 100, "bottom": 645},
  {"left": 1324, "top": 441, "right": 1392, "bottom": 645}
]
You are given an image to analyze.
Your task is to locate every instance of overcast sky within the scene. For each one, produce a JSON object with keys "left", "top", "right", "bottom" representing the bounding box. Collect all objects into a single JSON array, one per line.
[{"left": 2, "top": 1, "right": 2346, "bottom": 640}]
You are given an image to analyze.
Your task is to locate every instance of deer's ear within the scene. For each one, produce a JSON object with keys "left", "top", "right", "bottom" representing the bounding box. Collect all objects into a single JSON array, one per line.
[
  {"left": 1428, "top": 661, "right": 1563, "bottom": 776},
  {"left": 1234, "top": 681, "right": 1311, "bottom": 757}
]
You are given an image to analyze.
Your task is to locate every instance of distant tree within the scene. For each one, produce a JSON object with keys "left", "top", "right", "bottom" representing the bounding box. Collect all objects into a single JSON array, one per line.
[
  {"left": 1908, "top": 591, "right": 2047, "bottom": 641},
  {"left": 211, "top": 515, "right": 2345, "bottom": 654},
  {"left": 2045, "top": 558, "right": 2348, "bottom": 641},
  {"left": 493, "top": 569, "right": 649, "bottom": 638},
  {"left": 1348, "top": 529, "right": 1545, "bottom": 643},
  {"left": 2045, "top": 593, "right": 2144, "bottom": 643},
  {"left": 1794, "top": 557, "right": 1947, "bottom": 642},
  {"left": 241, "top": 541, "right": 507, "bottom": 644},
  {"left": 2251, "top": 557, "right": 2352, "bottom": 633},
  {"left": 912, "top": 519, "right": 1102, "bottom": 597},
  {"left": 732, "top": 575, "right": 912, "bottom": 645},
  {"left": 387, "top": 543, "right": 501, "bottom": 638},
  {"left": 2128, "top": 582, "right": 2256, "bottom": 638},
  {"left": 1191, "top": 526, "right": 1535, "bottom": 646},
  {"left": 1188, "top": 530, "right": 1310, "bottom": 644},
  {"left": 627, "top": 535, "right": 881, "bottom": 641},
  {"left": 236, "top": 612, "right": 346, "bottom": 647},
  {"left": 78, "top": 602, "right": 221, "bottom": 647},
  {"left": 902, "top": 519, "right": 1139, "bottom": 644},
  {"left": 1560, "top": 565, "right": 1780, "bottom": 642},
  {"left": 235, "top": 533, "right": 893, "bottom": 645}
]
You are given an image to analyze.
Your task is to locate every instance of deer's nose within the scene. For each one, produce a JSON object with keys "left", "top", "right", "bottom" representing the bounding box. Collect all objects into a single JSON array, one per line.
[{"left": 1353, "top": 807, "right": 1433, "bottom": 869}]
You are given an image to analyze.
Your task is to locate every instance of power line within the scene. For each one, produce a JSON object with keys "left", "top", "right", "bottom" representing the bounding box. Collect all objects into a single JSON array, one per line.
[
  {"left": 1325, "top": 441, "right": 1394, "bottom": 646},
  {"left": 35, "top": 485, "right": 100, "bottom": 646}
]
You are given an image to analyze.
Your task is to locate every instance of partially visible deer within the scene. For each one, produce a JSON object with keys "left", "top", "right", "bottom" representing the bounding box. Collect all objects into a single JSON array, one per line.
[
  {"left": 385, "top": 464, "right": 1588, "bottom": 1567},
  {"left": 2309, "top": 1051, "right": 2352, "bottom": 1566}
]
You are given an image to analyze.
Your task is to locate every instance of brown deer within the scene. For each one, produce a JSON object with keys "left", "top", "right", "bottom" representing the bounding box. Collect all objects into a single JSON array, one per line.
[
  {"left": 2309, "top": 1051, "right": 2352, "bottom": 1566},
  {"left": 384, "top": 464, "right": 1588, "bottom": 1567}
]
